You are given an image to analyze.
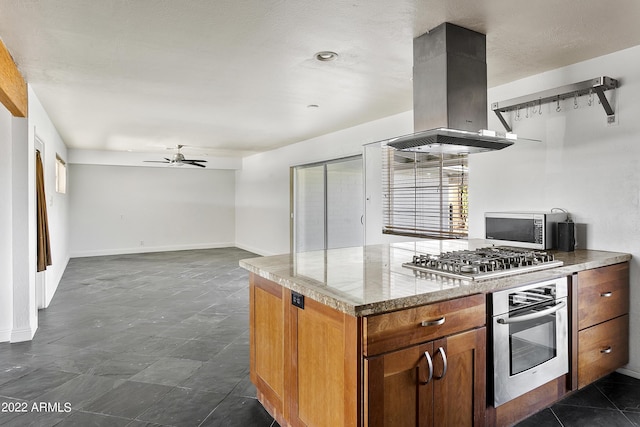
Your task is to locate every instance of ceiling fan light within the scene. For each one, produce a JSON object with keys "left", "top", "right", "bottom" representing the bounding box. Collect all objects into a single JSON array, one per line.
[{"left": 145, "top": 145, "right": 207, "bottom": 168}]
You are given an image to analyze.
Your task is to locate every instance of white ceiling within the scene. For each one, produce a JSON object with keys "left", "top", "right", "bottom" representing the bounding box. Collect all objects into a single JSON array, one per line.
[{"left": 1, "top": 0, "right": 639, "bottom": 157}]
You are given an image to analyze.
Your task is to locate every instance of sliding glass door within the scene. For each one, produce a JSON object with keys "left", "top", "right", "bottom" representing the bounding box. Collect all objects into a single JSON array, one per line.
[{"left": 293, "top": 156, "right": 363, "bottom": 252}]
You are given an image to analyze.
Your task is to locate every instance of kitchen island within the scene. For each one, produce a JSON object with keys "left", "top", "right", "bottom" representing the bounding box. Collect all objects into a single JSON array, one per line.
[{"left": 240, "top": 241, "right": 631, "bottom": 427}]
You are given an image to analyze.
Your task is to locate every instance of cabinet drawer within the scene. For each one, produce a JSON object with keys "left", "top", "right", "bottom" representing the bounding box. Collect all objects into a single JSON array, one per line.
[
  {"left": 363, "top": 294, "right": 485, "bottom": 356},
  {"left": 578, "top": 263, "right": 629, "bottom": 330},
  {"left": 578, "top": 314, "right": 629, "bottom": 389}
]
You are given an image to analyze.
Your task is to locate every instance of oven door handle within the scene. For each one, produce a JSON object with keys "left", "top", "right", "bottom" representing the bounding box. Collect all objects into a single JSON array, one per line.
[{"left": 497, "top": 301, "right": 566, "bottom": 324}]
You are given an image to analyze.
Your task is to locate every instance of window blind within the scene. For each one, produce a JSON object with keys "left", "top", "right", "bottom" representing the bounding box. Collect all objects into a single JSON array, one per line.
[{"left": 382, "top": 145, "right": 468, "bottom": 239}]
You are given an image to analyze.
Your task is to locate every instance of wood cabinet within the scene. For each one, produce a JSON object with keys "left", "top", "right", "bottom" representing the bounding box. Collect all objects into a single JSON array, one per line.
[
  {"left": 577, "top": 314, "right": 628, "bottom": 387},
  {"left": 250, "top": 274, "right": 287, "bottom": 421},
  {"left": 250, "top": 273, "right": 486, "bottom": 427},
  {"left": 363, "top": 294, "right": 486, "bottom": 357},
  {"left": 249, "top": 261, "right": 629, "bottom": 427},
  {"left": 365, "top": 327, "right": 486, "bottom": 427},
  {"left": 288, "top": 291, "right": 360, "bottom": 427},
  {"left": 363, "top": 294, "right": 486, "bottom": 427},
  {"left": 250, "top": 273, "right": 359, "bottom": 427},
  {"left": 575, "top": 263, "right": 629, "bottom": 389}
]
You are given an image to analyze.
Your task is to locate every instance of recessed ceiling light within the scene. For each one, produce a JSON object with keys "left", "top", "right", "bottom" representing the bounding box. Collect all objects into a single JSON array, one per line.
[
  {"left": 307, "top": 104, "right": 319, "bottom": 108},
  {"left": 315, "top": 51, "right": 338, "bottom": 62}
]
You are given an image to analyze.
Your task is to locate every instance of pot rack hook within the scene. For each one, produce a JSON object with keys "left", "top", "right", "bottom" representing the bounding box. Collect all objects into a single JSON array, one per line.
[
  {"left": 539, "top": 98, "right": 543, "bottom": 115},
  {"left": 556, "top": 97, "right": 561, "bottom": 112},
  {"left": 587, "top": 89, "right": 594, "bottom": 106},
  {"left": 574, "top": 92, "right": 579, "bottom": 109}
]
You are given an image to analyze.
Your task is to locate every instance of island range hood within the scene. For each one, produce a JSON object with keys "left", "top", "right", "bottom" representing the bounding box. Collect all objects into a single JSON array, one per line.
[{"left": 387, "top": 22, "right": 516, "bottom": 154}]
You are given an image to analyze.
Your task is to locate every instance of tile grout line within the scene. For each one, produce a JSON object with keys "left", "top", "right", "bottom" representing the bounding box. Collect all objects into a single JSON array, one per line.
[
  {"left": 548, "top": 407, "right": 565, "bottom": 427},
  {"left": 595, "top": 381, "right": 638, "bottom": 425}
]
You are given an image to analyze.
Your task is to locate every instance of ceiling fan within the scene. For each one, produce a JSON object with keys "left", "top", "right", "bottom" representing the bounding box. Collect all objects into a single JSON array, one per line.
[{"left": 144, "top": 145, "right": 207, "bottom": 168}]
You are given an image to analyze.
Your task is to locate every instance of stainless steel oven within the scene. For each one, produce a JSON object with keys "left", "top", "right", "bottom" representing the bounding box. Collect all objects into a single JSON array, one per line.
[{"left": 491, "top": 276, "right": 569, "bottom": 407}]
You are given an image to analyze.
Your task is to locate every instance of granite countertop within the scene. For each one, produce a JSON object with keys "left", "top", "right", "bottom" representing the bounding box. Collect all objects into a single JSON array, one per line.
[{"left": 239, "top": 240, "right": 632, "bottom": 317}]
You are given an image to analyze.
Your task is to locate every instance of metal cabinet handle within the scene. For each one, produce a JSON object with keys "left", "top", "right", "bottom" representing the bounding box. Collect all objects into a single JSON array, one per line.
[
  {"left": 434, "top": 347, "right": 448, "bottom": 380},
  {"left": 418, "top": 351, "right": 434, "bottom": 385},
  {"left": 600, "top": 292, "right": 613, "bottom": 298},
  {"left": 601, "top": 346, "right": 613, "bottom": 354},
  {"left": 421, "top": 317, "right": 445, "bottom": 327}
]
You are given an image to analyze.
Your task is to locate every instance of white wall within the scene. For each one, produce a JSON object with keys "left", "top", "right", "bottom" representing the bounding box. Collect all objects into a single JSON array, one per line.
[
  {"left": 0, "top": 105, "right": 13, "bottom": 341},
  {"left": 0, "top": 86, "right": 66, "bottom": 342},
  {"left": 69, "top": 164, "right": 236, "bottom": 257},
  {"left": 11, "top": 117, "right": 33, "bottom": 341},
  {"left": 469, "top": 45, "right": 640, "bottom": 377},
  {"left": 235, "top": 111, "right": 413, "bottom": 256},
  {"left": 29, "top": 87, "right": 70, "bottom": 309}
]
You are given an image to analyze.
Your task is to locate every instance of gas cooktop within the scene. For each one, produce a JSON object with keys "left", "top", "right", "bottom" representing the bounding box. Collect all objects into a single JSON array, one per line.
[{"left": 402, "top": 246, "right": 563, "bottom": 281}]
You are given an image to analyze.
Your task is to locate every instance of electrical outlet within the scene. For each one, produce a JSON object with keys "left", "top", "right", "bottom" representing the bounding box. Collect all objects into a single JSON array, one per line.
[
  {"left": 140, "top": 240, "right": 144, "bottom": 246},
  {"left": 291, "top": 292, "right": 304, "bottom": 309}
]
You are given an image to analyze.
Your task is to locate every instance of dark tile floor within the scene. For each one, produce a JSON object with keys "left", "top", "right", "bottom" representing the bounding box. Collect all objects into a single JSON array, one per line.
[
  {"left": 1, "top": 247, "right": 638, "bottom": 426},
  {"left": 515, "top": 372, "right": 640, "bottom": 427},
  {"left": 0, "top": 248, "right": 277, "bottom": 427}
]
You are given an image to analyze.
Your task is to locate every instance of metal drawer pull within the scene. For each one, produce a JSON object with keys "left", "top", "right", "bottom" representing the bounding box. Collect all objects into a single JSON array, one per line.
[
  {"left": 601, "top": 346, "right": 613, "bottom": 354},
  {"left": 434, "top": 347, "right": 448, "bottom": 380},
  {"left": 421, "top": 317, "right": 445, "bottom": 327},
  {"left": 497, "top": 301, "right": 566, "bottom": 324},
  {"left": 418, "top": 351, "right": 434, "bottom": 385},
  {"left": 600, "top": 292, "right": 613, "bottom": 298}
]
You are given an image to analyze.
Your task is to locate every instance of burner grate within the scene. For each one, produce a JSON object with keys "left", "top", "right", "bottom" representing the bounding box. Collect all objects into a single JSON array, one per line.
[{"left": 404, "top": 247, "right": 562, "bottom": 281}]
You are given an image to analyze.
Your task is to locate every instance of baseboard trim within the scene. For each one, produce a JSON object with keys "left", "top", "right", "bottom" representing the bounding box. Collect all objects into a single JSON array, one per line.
[
  {"left": 617, "top": 367, "right": 640, "bottom": 380},
  {"left": 10, "top": 326, "right": 36, "bottom": 343},
  {"left": 0, "top": 328, "right": 11, "bottom": 343},
  {"left": 234, "top": 243, "right": 277, "bottom": 257},
  {"left": 70, "top": 242, "right": 236, "bottom": 258}
]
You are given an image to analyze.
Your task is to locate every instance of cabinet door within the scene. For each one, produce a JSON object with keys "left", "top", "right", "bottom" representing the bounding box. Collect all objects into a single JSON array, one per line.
[
  {"left": 250, "top": 274, "right": 286, "bottom": 420},
  {"left": 365, "top": 328, "right": 486, "bottom": 427},
  {"left": 289, "top": 295, "right": 360, "bottom": 427},
  {"left": 433, "top": 328, "right": 486, "bottom": 427},
  {"left": 365, "top": 342, "right": 434, "bottom": 427}
]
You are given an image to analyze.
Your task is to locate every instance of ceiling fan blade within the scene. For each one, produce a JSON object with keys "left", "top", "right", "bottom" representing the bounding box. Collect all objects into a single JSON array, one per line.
[
  {"left": 182, "top": 159, "right": 207, "bottom": 162},
  {"left": 184, "top": 161, "right": 206, "bottom": 168},
  {"left": 144, "top": 160, "right": 170, "bottom": 163}
]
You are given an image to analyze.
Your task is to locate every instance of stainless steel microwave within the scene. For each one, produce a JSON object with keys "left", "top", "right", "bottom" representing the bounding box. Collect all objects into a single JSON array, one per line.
[{"left": 485, "top": 211, "right": 567, "bottom": 249}]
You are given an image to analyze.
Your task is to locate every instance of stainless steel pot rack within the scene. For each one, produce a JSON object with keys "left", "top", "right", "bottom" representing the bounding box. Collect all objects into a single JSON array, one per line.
[{"left": 491, "top": 76, "right": 619, "bottom": 132}]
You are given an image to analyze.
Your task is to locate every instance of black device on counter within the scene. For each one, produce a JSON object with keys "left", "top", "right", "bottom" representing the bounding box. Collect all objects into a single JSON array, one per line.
[{"left": 557, "top": 220, "right": 575, "bottom": 252}]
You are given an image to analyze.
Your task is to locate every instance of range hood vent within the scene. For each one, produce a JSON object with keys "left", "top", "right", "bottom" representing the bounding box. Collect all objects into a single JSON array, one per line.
[
  {"left": 388, "top": 22, "right": 516, "bottom": 154},
  {"left": 387, "top": 128, "right": 515, "bottom": 155}
]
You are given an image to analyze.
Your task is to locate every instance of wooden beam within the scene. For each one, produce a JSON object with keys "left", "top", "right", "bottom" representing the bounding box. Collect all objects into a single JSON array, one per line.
[{"left": 0, "top": 38, "right": 28, "bottom": 117}]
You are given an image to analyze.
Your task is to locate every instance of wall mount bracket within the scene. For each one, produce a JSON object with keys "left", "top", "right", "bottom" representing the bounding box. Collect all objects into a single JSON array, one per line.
[{"left": 491, "top": 76, "right": 619, "bottom": 132}]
